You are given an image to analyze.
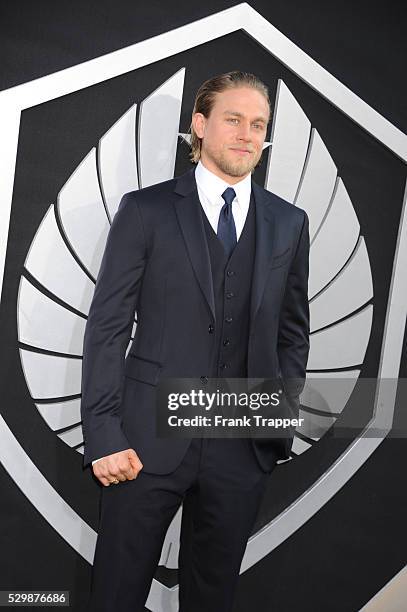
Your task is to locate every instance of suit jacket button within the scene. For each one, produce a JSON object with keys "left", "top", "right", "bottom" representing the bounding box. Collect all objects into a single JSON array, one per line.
[
  {"left": 225, "top": 316, "right": 233, "bottom": 323},
  {"left": 226, "top": 292, "right": 234, "bottom": 299},
  {"left": 227, "top": 270, "right": 235, "bottom": 276},
  {"left": 223, "top": 339, "right": 230, "bottom": 346},
  {"left": 220, "top": 363, "right": 228, "bottom": 369},
  {"left": 208, "top": 324, "right": 214, "bottom": 334},
  {"left": 200, "top": 376, "right": 208, "bottom": 384}
]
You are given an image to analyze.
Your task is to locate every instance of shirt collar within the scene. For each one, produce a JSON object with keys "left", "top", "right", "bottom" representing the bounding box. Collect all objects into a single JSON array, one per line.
[{"left": 195, "top": 160, "right": 252, "bottom": 209}]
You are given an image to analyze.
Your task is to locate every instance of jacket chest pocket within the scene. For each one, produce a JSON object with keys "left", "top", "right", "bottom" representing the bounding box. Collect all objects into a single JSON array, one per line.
[{"left": 269, "top": 247, "right": 291, "bottom": 270}]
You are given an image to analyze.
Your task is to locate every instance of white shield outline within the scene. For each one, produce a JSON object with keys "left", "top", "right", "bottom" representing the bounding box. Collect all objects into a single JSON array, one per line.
[{"left": 0, "top": 3, "right": 406, "bottom": 610}]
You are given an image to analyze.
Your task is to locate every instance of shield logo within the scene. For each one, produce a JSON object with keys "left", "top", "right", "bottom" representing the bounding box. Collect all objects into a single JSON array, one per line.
[{"left": 0, "top": 5, "right": 406, "bottom": 611}]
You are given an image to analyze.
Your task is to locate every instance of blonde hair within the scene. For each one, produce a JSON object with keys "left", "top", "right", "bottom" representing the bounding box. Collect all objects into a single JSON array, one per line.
[{"left": 189, "top": 71, "right": 271, "bottom": 163}]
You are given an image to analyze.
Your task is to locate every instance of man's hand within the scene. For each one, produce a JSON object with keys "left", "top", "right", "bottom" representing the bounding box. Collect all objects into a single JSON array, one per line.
[{"left": 92, "top": 449, "right": 143, "bottom": 486}]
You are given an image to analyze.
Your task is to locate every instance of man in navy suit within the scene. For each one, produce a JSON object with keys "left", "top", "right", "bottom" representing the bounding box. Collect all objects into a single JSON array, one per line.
[{"left": 81, "top": 71, "right": 309, "bottom": 611}]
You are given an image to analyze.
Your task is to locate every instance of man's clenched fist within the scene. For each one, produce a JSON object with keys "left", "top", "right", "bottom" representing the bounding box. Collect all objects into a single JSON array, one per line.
[{"left": 92, "top": 449, "right": 143, "bottom": 486}]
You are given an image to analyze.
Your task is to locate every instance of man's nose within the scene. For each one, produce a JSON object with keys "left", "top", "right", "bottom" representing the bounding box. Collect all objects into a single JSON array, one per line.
[{"left": 237, "top": 122, "right": 251, "bottom": 141}]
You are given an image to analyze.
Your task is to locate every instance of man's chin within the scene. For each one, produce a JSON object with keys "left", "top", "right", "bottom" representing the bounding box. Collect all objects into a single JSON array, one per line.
[{"left": 219, "top": 159, "right": 256, "bottom": 178}]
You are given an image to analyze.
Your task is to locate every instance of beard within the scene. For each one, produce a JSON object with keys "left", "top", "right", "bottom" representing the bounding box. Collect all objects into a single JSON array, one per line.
[{"left": 203, "top": 144, "right": 262, "bottom": 178}]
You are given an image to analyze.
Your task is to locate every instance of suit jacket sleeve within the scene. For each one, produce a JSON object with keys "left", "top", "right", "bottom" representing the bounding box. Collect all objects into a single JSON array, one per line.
[
  {"left": 277, "top": 210, "right": 310, "bottom": 403},
  {"left": 80, "top": 192, "right": 148, "bottom": 467}
]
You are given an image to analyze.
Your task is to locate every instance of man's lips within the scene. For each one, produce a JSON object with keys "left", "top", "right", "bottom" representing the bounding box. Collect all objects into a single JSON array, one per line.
[{"left": 229, "top": 147, "right": 253, "bottom": 155}]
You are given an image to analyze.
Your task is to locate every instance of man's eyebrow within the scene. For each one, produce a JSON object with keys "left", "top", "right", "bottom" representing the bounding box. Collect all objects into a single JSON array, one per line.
[{"left": 222, "top": 111, "right": 269, "bottom": 123}]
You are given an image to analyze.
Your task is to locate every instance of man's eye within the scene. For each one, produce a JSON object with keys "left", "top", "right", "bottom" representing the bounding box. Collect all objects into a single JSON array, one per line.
[
  {"left": 253, "top": 123, "right": 264, "bottom": 130},
  {"left": 227, "top": 118, "right": 239, "bottom": 124}
]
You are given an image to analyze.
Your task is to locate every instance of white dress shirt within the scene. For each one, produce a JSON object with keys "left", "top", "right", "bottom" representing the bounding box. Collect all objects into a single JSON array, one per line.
[
  {"left": 91, "top": 162, "right": 252, "bottom": 466},
  {"left": 195, "top": 160, "right": 252, "bottom": 239}
]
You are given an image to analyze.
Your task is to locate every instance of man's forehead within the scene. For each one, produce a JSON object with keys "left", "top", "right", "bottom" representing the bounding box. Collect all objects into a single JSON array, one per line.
[
  {"left": 212, "top": 87, "right": 270, "bottom": 115},
  {"left": 222, "top": 110, "right": 268, "bottom": 122}
]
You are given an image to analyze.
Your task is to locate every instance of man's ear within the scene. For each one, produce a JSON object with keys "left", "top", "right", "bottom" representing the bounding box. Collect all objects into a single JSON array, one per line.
[{"left": 192, "top": 112, "right": 206, "bottom": 139}]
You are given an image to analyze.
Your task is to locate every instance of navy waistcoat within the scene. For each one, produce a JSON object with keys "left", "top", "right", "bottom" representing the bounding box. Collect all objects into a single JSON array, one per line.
[{"left": 200, "top": 194, "right": 256, "bottom": 378}]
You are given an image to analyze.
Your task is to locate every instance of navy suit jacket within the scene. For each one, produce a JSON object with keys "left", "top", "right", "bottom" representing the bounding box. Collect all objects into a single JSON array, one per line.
[{"left": 80, "top": 167, "right": 310, "bottom": 473}]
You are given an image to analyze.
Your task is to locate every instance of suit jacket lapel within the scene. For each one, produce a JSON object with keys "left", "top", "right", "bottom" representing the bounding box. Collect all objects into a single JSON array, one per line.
[
  {"left": 173, "top": 169, "right": 277, "bottom": 328},
  {"left": 173, "top": 168, "right": 216, "bottom": 321},
  {"left": 250, "top": 181, "right": 277, "bottom": 329}
]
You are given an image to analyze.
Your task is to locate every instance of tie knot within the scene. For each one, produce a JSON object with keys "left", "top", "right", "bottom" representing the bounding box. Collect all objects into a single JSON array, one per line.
[{"left": 221, "top": 187, "right": 236, "bottom": 207}]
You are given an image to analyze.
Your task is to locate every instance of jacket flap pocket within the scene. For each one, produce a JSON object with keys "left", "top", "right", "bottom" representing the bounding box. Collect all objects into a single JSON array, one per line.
[{"left": 125, "top": 355, "right": 162, "bottom": 386}]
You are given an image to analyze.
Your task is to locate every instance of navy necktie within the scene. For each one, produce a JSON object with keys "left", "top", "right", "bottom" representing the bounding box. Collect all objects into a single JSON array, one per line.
[{"left": 217, "top": 187, "right": 237, "bottom": 258}]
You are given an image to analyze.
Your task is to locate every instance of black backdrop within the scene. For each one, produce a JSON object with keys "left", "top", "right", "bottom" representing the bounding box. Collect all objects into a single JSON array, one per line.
[{"left": 0, "top": 2, "right": 406, "bottom": 611}]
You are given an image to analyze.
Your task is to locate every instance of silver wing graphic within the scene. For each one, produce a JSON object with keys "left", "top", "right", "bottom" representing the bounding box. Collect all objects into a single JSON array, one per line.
[
  {"left": 17, "top": 68, "right": 185, "bottom": 456},
  {"left": 266, "top": 80, "right": 373, "bottom": 455}
]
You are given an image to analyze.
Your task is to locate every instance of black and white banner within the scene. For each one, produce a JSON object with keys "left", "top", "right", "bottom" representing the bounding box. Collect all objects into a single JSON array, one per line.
[{"left": 0, "top": 2, "right": 406, "bottom": 610}]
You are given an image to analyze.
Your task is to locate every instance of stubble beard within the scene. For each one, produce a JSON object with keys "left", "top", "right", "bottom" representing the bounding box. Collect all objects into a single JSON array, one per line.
[{"left": 203, "top": 145, "right": 262, "bottom": 179}]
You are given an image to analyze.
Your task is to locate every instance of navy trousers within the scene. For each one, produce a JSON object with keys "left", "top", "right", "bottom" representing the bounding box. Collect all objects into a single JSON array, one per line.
[{"left": 88, "top": 438, "right": 276, "bottom": 612}]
